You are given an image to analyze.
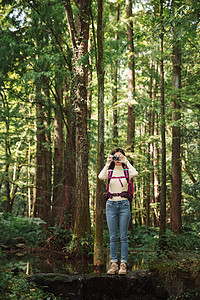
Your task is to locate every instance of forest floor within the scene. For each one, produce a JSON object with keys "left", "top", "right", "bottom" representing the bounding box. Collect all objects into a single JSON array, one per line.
[
  {"left": 2, "top": 239, "right": 200, "bottom": 299},
  {"left": 1, "top": 215, "right": 200, "bottom": 299},
  {"left": 2, "top": 244, "right": 200, "bottom": 299}
]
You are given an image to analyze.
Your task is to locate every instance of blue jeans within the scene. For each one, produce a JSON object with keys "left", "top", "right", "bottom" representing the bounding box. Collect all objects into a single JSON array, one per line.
[{"left": 106, "top": 199, "right": 131, "bottom": 263}]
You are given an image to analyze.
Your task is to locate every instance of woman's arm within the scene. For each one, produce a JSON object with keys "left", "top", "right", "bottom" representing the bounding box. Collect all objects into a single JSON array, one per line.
[
  {"left": 98, "top": 164, "right": 109, "bottom": 180},
  {"left": 126, "top": 160, "right": 138, "bottom": 178},
  {"left": 121, "top": 156, "right": 138, "bottom": 178},
  {"left": 98, "top": 155, "right": 112, "bottom": 180}
]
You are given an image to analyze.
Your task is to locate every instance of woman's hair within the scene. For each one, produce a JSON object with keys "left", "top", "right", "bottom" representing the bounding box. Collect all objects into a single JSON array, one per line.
[
  {"left": 109, "top": 148, "right": 126, "bottom": 169},
  {"left": 111, "top": 148, "right": 125, "bottom": 156}
]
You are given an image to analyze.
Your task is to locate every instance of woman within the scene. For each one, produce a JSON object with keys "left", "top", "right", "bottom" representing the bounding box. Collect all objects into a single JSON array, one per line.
[{"left": 98, "top": 148, "right": 138, "bottom": 275}]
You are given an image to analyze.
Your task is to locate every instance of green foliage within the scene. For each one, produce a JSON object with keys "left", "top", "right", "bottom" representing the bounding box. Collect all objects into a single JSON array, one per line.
[
  {"left": 128, "top": 226, "right": 159, "bottom": 267},
  {"left": 0, "top": 268, "right": 60, "bottom": 300},
  {"left": 0, "top": 0, "right": 199, "bottom": 245},
  {"left": 41, "top": 226, "right": 72, "bottom": 252},
  {"left": 165, "top": 228, "right": 200, "bottom": 253},
  {"left": 63, "top": 232, "right": 94, "bottom": 258},
  {"left": 127, "top": 226, "right": 200, "bottom": 268},
  {"left": 169, "top": 288, "right": 200, "bottom": 300},
  {"left": 0, "top": 213, "right": 46, "bottom": 247},
  {"left": 150, "top": 256, "right": 200, "bottom": 287},
  {"left": 182, "top": 182, "right": 200, "bottom": 228},
  {"left": 50, "top": 226, "right": 71, "bottom": 245}
]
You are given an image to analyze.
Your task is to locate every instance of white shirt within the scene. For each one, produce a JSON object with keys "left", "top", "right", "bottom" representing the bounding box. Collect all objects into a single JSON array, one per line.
[{"left": 98, "top": 158, "right": 138, "bottom": 201}]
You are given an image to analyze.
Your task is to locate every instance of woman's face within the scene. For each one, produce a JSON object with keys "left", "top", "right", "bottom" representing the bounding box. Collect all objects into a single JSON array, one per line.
[{"left": 113, "top": 151, "right": 123, "bottom": 166}]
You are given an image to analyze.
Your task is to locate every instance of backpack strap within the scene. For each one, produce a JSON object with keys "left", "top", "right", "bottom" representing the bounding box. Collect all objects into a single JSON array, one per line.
[
  {"left": 105, "top": 169, "right": 113, "bottom": 200},
  {"left": 107, "top": 167, "right": 129, "bottom": 186},
  {"left": 107, "top": 169, "right": 113, "bottom": 182},
  {"left": 123, "top": 168, "right": 130, "bottom": 184},
  {"left": 110, "top": 176, "right": 126, "bottom": 187},
  {"left": 106, "top": 169, "right": 113, "bottom": 190},
  {"left": 105, "top": 167, "right": 131, "bottom": 200}
]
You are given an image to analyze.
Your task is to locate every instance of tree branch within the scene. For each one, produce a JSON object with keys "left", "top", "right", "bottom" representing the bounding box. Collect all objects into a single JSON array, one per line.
[
  {"left": 24, "top": 0, "right": 72, "bottom": 70},
  {"left": 63, "top": 0, "right": 78, "bottom": 54},
  {"left": 182, "top": 158, "right": 197, "bottom": 183},
  {"left": 89, "top": 6, "right": 98, "bottom": 71}
]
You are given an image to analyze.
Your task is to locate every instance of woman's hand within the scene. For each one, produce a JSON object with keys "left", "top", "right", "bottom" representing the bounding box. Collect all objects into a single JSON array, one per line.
[
  {"left": 118, "top": 154, "right": 124, "bottom": 162},
  {"left": 119, "top": 154, "right": 127, "bottom": 164},
  {"left": 106, "top": 152, "right": 128, "bottom": 165},
  {"left": 106, "top": 154, "right": 113, "bottom": 164}
]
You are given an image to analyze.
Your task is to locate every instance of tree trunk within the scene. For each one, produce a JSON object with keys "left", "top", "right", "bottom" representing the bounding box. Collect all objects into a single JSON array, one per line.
[
  {"left": 146, "top": 63, "right": 153, "bottom": 227},
  {"left": 26, "top": 136, "right": 31, "bottom": 218},
  {"left": 2, "top": 96, "right": 12, "bottom": 213},
  {"left": 154, "top": 111, "right": 160, "bottom": 226},
  {"left": 112, "top": 2, "right": 119, "bottom": 144},
  {"left": 43, "top": 85, "right": 52, "bottom": 225},
  {"left": 87, "top": 33, "right": 92, "bottom": 127},
  {"left": 171, "top": 36, "right": 182, "bottom": 234},
  {"left": 94, "top": 0, "right": 105, "bottom": 267},
  {"left": 150, "top": 64, "right": 156, "bottom": 227},
  {"left": 63, "top": 0, "right": 91, "bottom": 238},
  {"left": 52, "top": 85, "right": 64, "bottom": 226},
  {"left": 63, "top": 79, "right": 76, "bottom": 230},
  {"left": 159, "top": 0, "right": 167, "bottom": 250},
  {"left": 146, "top": 133, "right": 151, "bottom": 227},
  {"left": 153, "top": 62, "right": 160, "bottom": 226},
  {"left": 34, "top": 81, "right": 47, "bottom": 220},
  {"left": 4, "top": 161, "right": 11, "bottom": 213},
  {"left": 126, "top": 0, "right": 135, "bottom": 152}
]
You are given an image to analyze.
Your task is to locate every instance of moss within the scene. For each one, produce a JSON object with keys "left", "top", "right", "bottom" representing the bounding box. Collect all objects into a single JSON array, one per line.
[{"left": 149, "top": 255, "right": 200, "bottom": 286}]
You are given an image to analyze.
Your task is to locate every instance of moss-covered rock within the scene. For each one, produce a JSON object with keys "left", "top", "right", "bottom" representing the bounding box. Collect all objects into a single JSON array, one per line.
[{"left": 28, "top": 271, "right": 168, "bottom": 300}]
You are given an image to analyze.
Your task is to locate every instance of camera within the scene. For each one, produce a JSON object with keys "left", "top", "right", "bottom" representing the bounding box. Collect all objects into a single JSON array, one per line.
[{"left": 111, "top": 155, "right": 119, "bottom": 161}]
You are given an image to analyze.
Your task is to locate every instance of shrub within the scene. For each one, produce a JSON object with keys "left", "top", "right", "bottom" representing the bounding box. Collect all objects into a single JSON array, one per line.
[
  {"left": 0, "top": 212, "right": 46, "bottom": 247},
  {"left": 0, "top": 267, "right": 61, "bottom": 300}
]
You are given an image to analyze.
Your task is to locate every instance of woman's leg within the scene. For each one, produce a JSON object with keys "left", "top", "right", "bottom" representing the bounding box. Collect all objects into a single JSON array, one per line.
[
  {"left": 106, "top": 200, "right": 118, "bottom": 263},
  {"left": 119, "top": 200, "right": 131, "bottom": 263}
]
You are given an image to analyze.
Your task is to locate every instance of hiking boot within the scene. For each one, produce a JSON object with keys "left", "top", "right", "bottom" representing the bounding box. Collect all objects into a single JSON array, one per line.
[
  {"left": 107, "top": 262, "right": 119, "bottom": 275},
  {"left": 119, "top": 262, "right": 127, "bottom": 275}
]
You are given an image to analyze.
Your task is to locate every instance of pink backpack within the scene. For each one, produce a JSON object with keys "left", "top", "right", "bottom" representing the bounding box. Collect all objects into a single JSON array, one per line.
[{"left": 105, "top": 168, "right": 134, "bottom": 203}]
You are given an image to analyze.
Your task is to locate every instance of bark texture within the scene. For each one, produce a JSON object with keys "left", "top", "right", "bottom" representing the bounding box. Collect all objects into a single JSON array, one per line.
[
  {"left": 112, "top": 2, "right": 119, "bottom": 143},
  {"left": 33, "top": 80, "right": 52, "bottom": 224},
  {"left": 94, "top": 0, "right": 105, "bottom": 267},
  {"left": 159, "top": 0, "right": 167, "bottom": 249},
  {"left": 171, "top": 37, "right": 182, "bottom": 234},
  {"left": 126, "top": 0, "right": 135, "bottom": 152},
  {"left": 52, "top": 85, "right": 64, "bottom": 226},
  {"left": 34, "top": 83, "right": 48, "bottom": 222},
  {"left": 63, "top": 0, "right": 91, "bottom": 238}
]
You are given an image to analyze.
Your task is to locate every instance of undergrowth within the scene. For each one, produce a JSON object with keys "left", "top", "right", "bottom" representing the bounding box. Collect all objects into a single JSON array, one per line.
[
  {"left": 0, "top": 212, "right": 46, "bottom": 247},
  {"left": 0, "top": 267, "right": 61, "bottom": 300}
]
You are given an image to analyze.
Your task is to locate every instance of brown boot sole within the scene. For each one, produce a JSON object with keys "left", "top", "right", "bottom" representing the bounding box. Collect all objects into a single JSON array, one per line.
[
  {"left": 107, "top": 270, "right": 119, "bottom": 275},
  {"left": 118, "top": 271, "right": 126, "bottom": 275}
]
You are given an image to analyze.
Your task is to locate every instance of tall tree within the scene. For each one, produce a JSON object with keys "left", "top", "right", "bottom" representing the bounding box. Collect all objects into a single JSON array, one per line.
[
  {"left": 63, "top": 0, "right": 91, "bottom": 238},
  {"left": 43, "top": 84, "right": 52, "bottom": 224},
  {"left": 159, "top": 0, "right": 167, "bottom": 249},
  {"left": 126, "top": 0, "right": 136, "bottom": 231},
  {"left": 146, "top": 62, "right": 154, "bottom": 227},
  {"left": 2, "top": 94, "right": 12, "bottom": 213},
  {"left": 112, "top": 1, "right": 119, "bottom": 144},
  {"left": 94, "top": 0, "right": 105, "bottom": 267},
  {"left": 170, "top": 1, "right": 182, "bottom": 233},
  {"left": 153, "top": 62, "right": 160, "bottom": 227},
  {"left": 33, "top": 80, "right": 46, "bottom": 220},
  {"left": 126, "top": 0, "right": 135, "bottom": 152},
  {"left": 62, "top": 78, "right": 76, "bottom": 229},
  {"left": 32, "top": 13, "right": 52, "bottom": 223},
  {"left": 52, "top": 83, "right": 64, "bottom": 226}
]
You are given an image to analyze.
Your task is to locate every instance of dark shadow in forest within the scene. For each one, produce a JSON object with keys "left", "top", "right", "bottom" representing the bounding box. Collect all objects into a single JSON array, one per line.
[{"left": 0, "top": 251, "right": 145, "bottom": 276}]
